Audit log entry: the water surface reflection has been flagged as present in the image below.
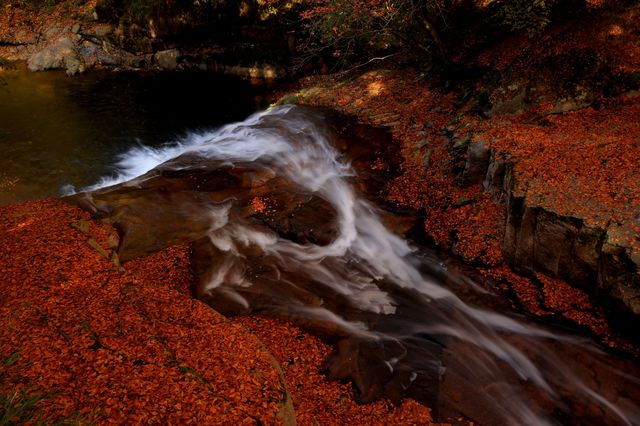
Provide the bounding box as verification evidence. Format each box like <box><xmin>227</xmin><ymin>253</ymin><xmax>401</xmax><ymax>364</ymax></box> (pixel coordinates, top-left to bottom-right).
<box><xmin>0</xmin><ymin>65</ymin><xmax>273</xmax><ymax>203</ymax></box>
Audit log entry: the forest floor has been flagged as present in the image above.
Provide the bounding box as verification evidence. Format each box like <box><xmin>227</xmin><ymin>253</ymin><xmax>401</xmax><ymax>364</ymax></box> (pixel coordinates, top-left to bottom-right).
<box><xmin>0</xmin><ymin>199</ymin><xmax>440</xmax><ymax>424</ymax></box>
<box><xmin>1</xmin><ymin>1</ymin><xmax>640</xmax><ymax>424</ymax></box>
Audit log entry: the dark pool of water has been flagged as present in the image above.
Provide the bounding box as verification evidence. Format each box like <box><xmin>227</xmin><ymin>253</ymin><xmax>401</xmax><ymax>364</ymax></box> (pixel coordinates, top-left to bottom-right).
<box><xmin>0</xmin><ymin>65</ymin><xmax>275</xmax><ymax>204</ymax></box>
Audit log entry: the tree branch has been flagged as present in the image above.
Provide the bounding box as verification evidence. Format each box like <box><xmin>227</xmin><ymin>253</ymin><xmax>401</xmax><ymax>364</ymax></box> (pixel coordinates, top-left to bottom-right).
<box><xmin>416</xmin><ymin>15</ymin><xmax>449</xmax><ymax>64</ymax></box>
<box><xmin>0</xmin><ymin>40</ymin><xmax>30</xmax><ymax>46</ymax></box>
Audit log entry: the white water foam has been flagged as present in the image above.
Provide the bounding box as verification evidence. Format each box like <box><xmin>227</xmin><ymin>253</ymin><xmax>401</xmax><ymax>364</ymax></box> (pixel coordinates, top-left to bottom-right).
<box><xmin>86</xmin><ymin>105</ymin><xmax>640</xmax><ymax>425</ymax></box>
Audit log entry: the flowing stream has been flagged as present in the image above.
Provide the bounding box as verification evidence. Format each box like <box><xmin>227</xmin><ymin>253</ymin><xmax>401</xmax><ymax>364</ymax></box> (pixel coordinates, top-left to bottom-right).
<box><xmin>70</xmin><ymin>105</ymin><xmax>640</xmax><ymax>425</ymax></box>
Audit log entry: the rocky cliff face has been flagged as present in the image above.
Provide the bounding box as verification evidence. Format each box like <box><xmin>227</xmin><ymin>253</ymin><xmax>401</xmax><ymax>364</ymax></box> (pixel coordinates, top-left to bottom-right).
<box><xmin>503</xmin><ymin>186</ymin><xmax>640</xmax><ymax>319</ymax></box>
<box><xmin>0</xmin><ymin>1</ymin><xmax>292</xmax><ymax>77</ymax></box>
<box><xmin>455</xmin><ymin>125</ymin><xmax>640</xmax><ymax>328</ymax></box>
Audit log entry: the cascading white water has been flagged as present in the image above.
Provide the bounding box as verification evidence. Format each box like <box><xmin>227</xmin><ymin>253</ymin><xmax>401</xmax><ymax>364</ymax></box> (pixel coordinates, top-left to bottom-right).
<box><xmin>82</xmin><ymin>105</ymin><xmax>640</xmax><ymax>425</ymax></box>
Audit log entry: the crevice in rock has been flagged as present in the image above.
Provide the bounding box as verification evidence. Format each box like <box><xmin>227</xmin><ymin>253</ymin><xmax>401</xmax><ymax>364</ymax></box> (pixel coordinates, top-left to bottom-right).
<box><xmin>456</xmin><ymin>132</ymin><xmax>640</xmax><ymax>333</ymax></box>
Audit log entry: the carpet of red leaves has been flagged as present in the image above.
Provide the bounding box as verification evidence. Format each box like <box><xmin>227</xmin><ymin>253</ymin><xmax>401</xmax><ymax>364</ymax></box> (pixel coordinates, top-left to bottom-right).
<box><xmin>477</xmin><ymin>94</ymin><xmax>640</xmax><ymax>254</ymax></box>
<box><xmin>0</xmin><ymin>199</ymin><xmax>440</xmax><ymax>424</ymax></box>
<box><xmin>238</xmin><ymin>316</ymin><xmax>439</xmax><ymax>425</ymax></box>
<box><xmin>291</xmin><ymin>64</ymin><xmax>636</xmax><ymax>350</ymax></box>
<box><xmin>295</xmin><ymin>70</ymin><xmax>499</xmax><ymax>264</ymax></box>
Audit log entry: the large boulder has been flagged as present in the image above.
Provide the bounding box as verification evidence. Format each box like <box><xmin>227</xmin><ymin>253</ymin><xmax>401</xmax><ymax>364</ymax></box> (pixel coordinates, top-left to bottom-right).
<box><xmin>27</xmin><ymin>35</ymin><xmax>85</xmax><ymax>75</ymax></box>
<box><xmin>154</xmin><ymin>48</ymin><xmax>179</xmax><ymax>70</ymax></box>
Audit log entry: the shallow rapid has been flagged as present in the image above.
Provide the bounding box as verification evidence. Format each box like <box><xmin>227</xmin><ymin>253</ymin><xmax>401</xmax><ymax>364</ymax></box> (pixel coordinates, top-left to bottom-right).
<box><xmin>73</xmin><ymin>105</ymin><xmax>640</xmax><ymax>425</ymax></box>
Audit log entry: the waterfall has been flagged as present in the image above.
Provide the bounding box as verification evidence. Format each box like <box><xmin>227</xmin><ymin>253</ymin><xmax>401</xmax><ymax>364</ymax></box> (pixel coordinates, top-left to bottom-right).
<box><xmin>76</xmin><ymin>104</ymin><xmax>640</xmax><ymax>425</ymax></box>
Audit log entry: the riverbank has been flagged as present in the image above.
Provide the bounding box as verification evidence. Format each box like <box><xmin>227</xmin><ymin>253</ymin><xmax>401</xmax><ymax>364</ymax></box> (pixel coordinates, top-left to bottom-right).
<box><xmin>0</xmin><ymin>0</ymin><xmax>289</xmax><ymax>77</ymax></box>
<box><xmin>0</xmin><ymin>199</ymin><xmax>439</xmax><ymax>424</ymax></box>
<box><xmin>2</xmin><ymin>0</ymin><xmax>640</xmax><ymax>422</ymax></box>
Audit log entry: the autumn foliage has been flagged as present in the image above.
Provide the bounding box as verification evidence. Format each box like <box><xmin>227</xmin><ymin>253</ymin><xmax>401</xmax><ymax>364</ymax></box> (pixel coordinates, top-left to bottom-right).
<box><xmin>2</xmin><ymin>0</ymin><xmax>640</xmax><ymax>421</ymax></box>
<box><xmin>289</xmin><ymin>45</ymin><xmax>638</xmax><ymax>349</ymax></box>
<box><xmin>0</xmin><ymin>199</ymin><xmax>441</xmax><ymax>424</ymax></box>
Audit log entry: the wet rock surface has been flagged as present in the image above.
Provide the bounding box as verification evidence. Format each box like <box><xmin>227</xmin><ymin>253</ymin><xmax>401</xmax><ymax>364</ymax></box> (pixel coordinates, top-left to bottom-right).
<box><xmin>71</xmin><ymin>157</ymin><xmax>339</xmax><ymax>262</ymax></box>
<box><xmin>67</xmin><ymin>106</ymin><xmax>400</xmax><ymax>262</ymax></box>
<box><xmin>66</xmin><ymin>105</ymin><xmax>640</xmax><ymax>424</ymax></box>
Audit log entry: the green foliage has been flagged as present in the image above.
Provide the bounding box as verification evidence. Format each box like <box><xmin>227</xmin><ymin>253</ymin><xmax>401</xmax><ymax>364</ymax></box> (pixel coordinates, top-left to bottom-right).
<box><xmin>1</xmin><ymin>353</ymin><xmax>20</xmax><ymax>368</ymax></box>
<box><xmin>0</xmin><ymin>0</ymin><xmax>86</xmax><ymax>11</ymax></box>
<box><xmin>126</xmin><ymin>0</ymin><xmax>155</xmax><ymax>20</ymax></box>
<box><xmin>295</xmin><ymin>0</ymin><xmax>586</xmax><ymax>71</ymax></box>
<box><xmin>0</xmin><ymin>352</ymin><xmax>91</xmax><ymax>426</ymax></box>
<box><xmin>0</xmin><ymin>352</ymin><xmax>45</xmax><ymax>425</ymax></box>
<box><xmin>0</xmin><ymin>387</ymin><xmax>50</xmax><ymax>425</ymax></box>
<box><xmin>254</xmin><ymin>0</ymin><xmax>304</xmax><ymax>21</ymax></box>
<box><xmin>0</xmin><ymin>388</ymin><xmax>95</xmax><ymax>425</ymax></box>
<box><xmin>275</xmin><ymin>93</ymin><xmax>302</xmax><ymax>106</ymax></box>
<box><xmin>96</xmin><ymin>0</ymin><xmax>251</xmax><ymax>22</ymax></box>
<box><xmin>95</xmin><ymin>0</ymin><xmax>156</xmax><ymax>21</ymax></box>
<box><xmin>298</xmin><ymin>0</ymin><xmax>435</xmax><ymax>70</ymax></box>
<box><xmin>493</xmin><ymin>0</ymin><xmax>554</xmax><ymax>35</ymax></box>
